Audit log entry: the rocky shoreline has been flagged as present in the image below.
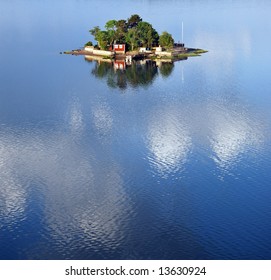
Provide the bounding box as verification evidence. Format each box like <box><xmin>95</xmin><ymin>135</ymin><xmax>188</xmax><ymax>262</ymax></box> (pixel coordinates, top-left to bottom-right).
<box><xmin>61</xmin><ymin>47</ymin><xmax>207</xmax><ymax>62</ymax></box>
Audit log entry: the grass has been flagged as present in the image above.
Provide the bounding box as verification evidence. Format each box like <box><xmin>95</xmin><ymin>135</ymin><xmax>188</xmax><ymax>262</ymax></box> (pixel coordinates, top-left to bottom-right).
<box><xmin>193</xmin><ymin>49</ymin><xmax>208</xmax><ymax>54</ymax></box>
<box><xmin>150</xmin><ymin>49</ymin><xmax>208</xmax><ymax>61</ymax></box>
<box><xmin>102</xmin><ymin>56</ymin><xmax>114</xmax><ymax>60</ymax></box>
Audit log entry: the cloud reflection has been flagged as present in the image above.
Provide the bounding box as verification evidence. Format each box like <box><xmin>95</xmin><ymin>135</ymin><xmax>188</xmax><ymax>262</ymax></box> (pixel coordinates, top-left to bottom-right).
<box><xmin>0</xmin><ymin>128</ymin><xmax>92</xmax><ymax>220</ymax></box>
<box><xmin>0</xmin><ymin>119</ymin><xmax>130</xmax><ymax>253</ymax></box>
<box><xmin>92</xmin><ymin>102</ymin><xmax>113</xmax><ymax>136</ymax></box>
<box><xmin>68</xmin><ymin>99</ymin><xmax>84</xmax><ymax>135</ymax></box>
<box><xmin>0</xmin><ymin>90</ymin><xmax>266</xmax><ymax>256</ymax></box>
<box><xmin>208</xmin><ymin>100</ymin><xmax>263</xmax><ymax>171</ymax></box>
<box><xmin>0</xmin><ymin>138</ymin><xmax>26</xmax><ymax>220</ymax></box>
<box><xmin>146</xmin><ymin>106</ymin><xmax>192</xmax><ymax>178</ymax></box>
<box><xmin>144</xmin><ymin>97</ymin><xmax>264</xmax><ymax>178</ymax></box>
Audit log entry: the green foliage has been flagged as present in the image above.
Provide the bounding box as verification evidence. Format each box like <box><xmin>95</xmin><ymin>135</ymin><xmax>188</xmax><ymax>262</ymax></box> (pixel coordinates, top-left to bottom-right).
<box><xmin>96</xmin><ymin>31</ymin><xmax>109</xmax><ymax>50</ymax></box>
<box><xmin>159</xmin><ymin>31</ymin><xmax>174</xmax><ymax>49</ymax></box>
<box><xmin>105</xmin><ymin>20</ymin><xmax>117</xmax><ymax>31</ymax></box>
<box><xmin>115</xmin><ymin>19</ymin><xmax>128</xmax><ymax>43</ymax></box>
<box><xmin>137</xmin><ymin>21</ymin><xmax>159</xmax><ymax>48</ymax></box>
<box><xmin>89</xmin><ymin>26</ymin><xmax>100</xmax><ymax>37</ymax></box>
<box><xmin>127</xmin><ymin>14</ymin><xmax>142</xmax><ymax>29</ymax></box>
<box><xmin>193</xmin><ymin>49</ymin><xmax>208</xmax><ymax>54</ymax></box>
<box><xmin>88</xmin><ymin>15</ymin><xmax>166</xmax><ymax>50</ymax></box>
<box><xmin>105</xmin><ymin>20</ymin><xmax>117</xmax><ymax>45</ymax></box>
<box><xmin>84</xmin><ymin>41</ymin><xmax>93</xmax><ymax>47</ymax></box>
<box><xmin>125</xmin><ymin>28</ymin><xmax>139</xmax><ymax>51</ymax></box>
<box><xmin>106</xmin><ymin>29</ymin><xmax>116</xmax><ymax>46</ymax></box>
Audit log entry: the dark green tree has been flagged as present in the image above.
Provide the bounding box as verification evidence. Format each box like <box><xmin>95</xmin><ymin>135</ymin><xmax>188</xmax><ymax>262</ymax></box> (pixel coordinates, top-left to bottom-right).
<box><xmin>127</xmin><ymin>14</ymin><xmax>142</xmax><ymax>29</ymax></box>
<box><xmin>115</xmin><ymin>19</ymin><xmax>128</xmax><ymax>43</ymax></box>
<box><xmin>89</xmin><ymin>26</ymin><xmax>100</xmax><ymax>37</ymax></box>
<box><xmin>137</xmin><ymin>21</ymin><xmax>159</xmax><ymax>48</ymax></box>
<box><xmin>84</xmin><ymin>41</ymin><xmax>93</xmax><ymax>47</ymax></box>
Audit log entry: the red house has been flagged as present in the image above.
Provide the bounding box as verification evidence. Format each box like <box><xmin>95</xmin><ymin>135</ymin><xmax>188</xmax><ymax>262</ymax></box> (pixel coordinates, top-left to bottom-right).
<box><xmin>113</xmin><ymin>44</ymin><xmax>126</xmax><ymax>54</ymax></box>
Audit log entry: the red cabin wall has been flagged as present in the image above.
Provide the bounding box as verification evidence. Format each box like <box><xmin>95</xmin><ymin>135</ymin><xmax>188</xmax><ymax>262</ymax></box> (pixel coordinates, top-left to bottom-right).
<box><xmin>113</xmin><ymin>44</ymin><xmax>126</xmax><ymax>54</ymax></box>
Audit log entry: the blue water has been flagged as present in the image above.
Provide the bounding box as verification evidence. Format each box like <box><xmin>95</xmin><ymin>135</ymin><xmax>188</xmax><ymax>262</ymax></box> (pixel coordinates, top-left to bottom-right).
<box><xmin>0</xmin><ymin>0</ymin><xmax>271</xmax><ymax>259</ymax></box>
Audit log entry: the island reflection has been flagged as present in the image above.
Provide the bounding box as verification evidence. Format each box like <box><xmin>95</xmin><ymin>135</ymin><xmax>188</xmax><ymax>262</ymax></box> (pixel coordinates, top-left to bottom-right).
<box><xmin>85</xmin><ymin>56</ymin><xmax>182</xmax><ymax>89</ymax></box>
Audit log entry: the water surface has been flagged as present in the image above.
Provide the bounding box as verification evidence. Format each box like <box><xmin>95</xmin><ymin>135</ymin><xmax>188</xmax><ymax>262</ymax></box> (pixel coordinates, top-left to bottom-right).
<box><xmin>0</xmin><ymin>0</ymin><xmax>271</xmax><ymax>259</ymax></box>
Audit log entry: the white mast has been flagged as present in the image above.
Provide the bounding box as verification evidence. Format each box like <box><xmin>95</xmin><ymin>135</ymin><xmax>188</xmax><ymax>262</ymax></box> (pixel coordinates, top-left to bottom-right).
<box><xmin>182</xmin><ymin>21</ymin><xmax>184</xmax><ymax>43</ymax></box>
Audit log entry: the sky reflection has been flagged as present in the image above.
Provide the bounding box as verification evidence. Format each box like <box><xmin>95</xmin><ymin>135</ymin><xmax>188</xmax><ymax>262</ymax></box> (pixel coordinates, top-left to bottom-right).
<box><xmin>0</xmin><ymin>122</ymin><xmax>132</xmax><ymax>256</ymax></box>
<box><xmin>208</xmin><ymin>101</ymin><xmax>263</xmax><ymax>171</ymax></box>
<box><xmin>146</xmin><ymin>106</ymin><xmax>192</xmax><ymax>178</ymax></box>
<box><xmin>0</xmin><ymin>61</ymin><xmax>266</xmax><ymax>231</ymax></box>
<box><xmin>1</xmin><ymin>0</ymin><xmax>271</xmax><ymax>260</ymax></box>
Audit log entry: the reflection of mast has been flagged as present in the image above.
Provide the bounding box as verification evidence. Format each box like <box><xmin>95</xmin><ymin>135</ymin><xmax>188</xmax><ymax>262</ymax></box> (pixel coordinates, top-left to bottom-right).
<box><xmin>181</xmin><ymin>64</ymin><xmax>184</xmax><ymax>83</ymax></box>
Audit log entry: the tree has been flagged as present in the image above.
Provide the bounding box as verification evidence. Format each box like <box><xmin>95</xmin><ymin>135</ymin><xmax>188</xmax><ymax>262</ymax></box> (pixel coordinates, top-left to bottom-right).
<box><xmin>105</xmin><ymin>19</ymin><xmax>117</xmax><ymax>31</ymax></box>
<box><xmin>89</xmin><ymin>26</ymin><xmax>100</xmax><ymax>37</ymax></box>
<box><xmin>115</xmin><ymin>19</ymin><xmax>128</xmax><ymax>43</ymax></box>
<box><xmin>137</xmin><ymin>22</ymin><xmax>159</xmax><ymax>48</ymax></box>
<box><xmin>96</xmin><ymin>31</ymin><xmax>109</xmax><ymax>50</ymax></box>
<box><xmin>105</xmin><ymin>20</ymin><xmax>117</xmax><ymax>46</ymax></box>
<box><xmin>88</xmin><ymin>14</ymin><xmax>170</xmax><ymax>51</ymax></box>
<box><xmin>84</xmin><ymin>41</ymin><xmax>93</xmax><ymax>47</ymax></box>
<box><xmin>147</xmin><ymin>27</ymin><xmax>159</xmax><ymax>48</ymax></box>
<box><xmin>159</xmin><ymin>31</ymin><xmax>174</xmax><ymax>49</ymax></box>
<box><xmin>125</xmin><ymin>28</ymin><xmax>139</xmax><ymax>51</ymax></box>
<box><xmin>127</xmin><ymin>14</ymin><xmax>142</xmax><ymax>29</ymax></box>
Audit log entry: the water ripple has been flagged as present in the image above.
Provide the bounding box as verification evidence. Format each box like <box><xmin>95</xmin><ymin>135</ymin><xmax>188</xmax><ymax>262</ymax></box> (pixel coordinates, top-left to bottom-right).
<box><xmin>145</xmin><ymin>105</ymin><xmax>192</xmax><ymax>178</ymax></box>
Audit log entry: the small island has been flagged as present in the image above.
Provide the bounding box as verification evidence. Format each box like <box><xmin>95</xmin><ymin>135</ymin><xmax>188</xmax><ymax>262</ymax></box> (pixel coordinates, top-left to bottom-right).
<box><xmin>63</xmin><ymin>14</ymin><xmax>207</xmax><ymax>62</ymax></box>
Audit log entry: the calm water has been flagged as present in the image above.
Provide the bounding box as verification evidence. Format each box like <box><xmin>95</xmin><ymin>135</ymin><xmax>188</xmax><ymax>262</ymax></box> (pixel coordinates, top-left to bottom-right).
<box><xmin>0</xmin><ymin>0</ymin><xmax>271</xmax><ymax>259</ymax></box>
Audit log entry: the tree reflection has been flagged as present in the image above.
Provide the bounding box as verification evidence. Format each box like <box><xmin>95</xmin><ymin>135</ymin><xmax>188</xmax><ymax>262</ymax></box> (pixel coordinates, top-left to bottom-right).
<box><xmin>88</xmin><ymin>58</ymin><xmax>175</xmax><ymax>90</ymax></box>
<box><xmin>159</xmin><ymin>62</ymin><xmax>174</xmax><ymax>77</ymax></box>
